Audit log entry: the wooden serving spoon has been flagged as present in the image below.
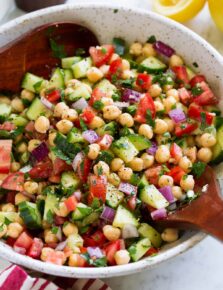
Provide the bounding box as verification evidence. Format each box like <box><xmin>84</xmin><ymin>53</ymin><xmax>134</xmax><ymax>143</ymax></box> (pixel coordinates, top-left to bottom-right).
<box><xmin>159</xmin><ymin>166</ymin><xmax>223</xmax><ymax>241</ymax></box>
<box><xmin>0</xmin><ymin>22</ymin><xmax>99</xmax><ymax>93</ymax></box>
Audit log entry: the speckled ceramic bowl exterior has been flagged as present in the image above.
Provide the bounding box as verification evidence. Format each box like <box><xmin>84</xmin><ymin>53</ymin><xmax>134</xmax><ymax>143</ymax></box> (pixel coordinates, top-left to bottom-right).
<box><xmin>0</xmin><ymin>3</ymin><xmax>223</xmax><ymax>278</ymax></box>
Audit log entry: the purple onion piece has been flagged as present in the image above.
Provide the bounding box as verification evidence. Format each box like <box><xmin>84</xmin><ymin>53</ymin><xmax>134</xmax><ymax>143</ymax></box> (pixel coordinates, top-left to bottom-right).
<box><xmin>114</xmin><ymin>101</ymin><xmax>130</xmax><ymax>108</ymax></box>
<box><xmin>55</xmin><ymin>240</ymin><xmax>67</xmax><ymax>251</ymax></box>
<box><xmin>87</xmin><ymin>247</ymin><xmax>104</xmax><ymax>258</ymax></box>
<box><xmin>72</xmin><ymin>152</ymin><xmax>84</xmax><ymax>171</ymax></box>
<box><xmin>31</xmin><ymin>142</ymin><xmax>49</xmax><ymax>162</ymax></box>
<box><xmin>72</xmin><ymin>98</ymin><xmax>88</xmax><ymax>110</ymax></box>
<box><xmin>147</xmin><ymin>142</ymin><xmax>158</xmax><ymax>155</ymax></box>
<box><xmin>118</xmin><ymin>182</ymin><xmax>137</xmax><ymax>196</ymax></box>
<box><xmin>159</xmin><ymin>186</ymin><xmax>175</xmax><ymax>203</ymax></box>
<box><xmin>122</xmin><ymin>88</ymin><xmax>142</xmax><ymax>104</ymax></box>
<box><xmin>100</xmin><ymin>206</ymin><xmax>116</xmax><ymax>223</ymax></box>
<box><xmin>40</xmin><ymin>96</ymin><xmax>54</xmax><ymax>111</ymax></box>
<box><xmin>151</xmin><ymin>208</ymin><xmax>167</xmax><ymax>221</ymax></box>
<box><xmin>82</xmin><ymin>130</ymin><xmax>99</xmax><ymax>144</ymax></box>
<box><xmin>169</xmin><ymin>108</ymin><xmax>186</xmax><ymax>123</ymax></box>
<box><xmin>153</xmin><ymin>41</ymin><xmax>175</xmax><ymax>57</ymax></box>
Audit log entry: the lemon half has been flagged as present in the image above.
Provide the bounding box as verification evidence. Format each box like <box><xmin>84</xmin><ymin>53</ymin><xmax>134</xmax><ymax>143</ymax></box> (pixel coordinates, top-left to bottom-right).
<box><xmin>208</xmin><ymin>0</ymin><xmax>223</xmax><ymax>32</ymax></box>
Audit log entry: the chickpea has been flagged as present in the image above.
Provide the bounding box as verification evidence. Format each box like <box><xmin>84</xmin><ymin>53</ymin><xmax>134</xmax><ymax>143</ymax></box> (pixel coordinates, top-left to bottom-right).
<box><xmin>61</xmin><ymin>109</ymin><xmax>78</xmax><ymax>122</ymax></box>
<box><xmin>34</xmin><ymin>116</ymin><xmax>50</xmax><ymax>133</ymax></box>
<box><xmin>94</xmin><ymin>161</ymin><xmax>110</xmax><ymax>176</ymax></box>
<box><xmin>187</xmin><ymin>136</ymin><xmax>195</xmax><ymax>147</ymax></box>
<box><xmin>180</xmin><ymin>175</ymin><xmax>195</xmax><ymax>191</ymax></box>
<box><xmin>114</xmin><ymin>250</ymin><xmax>131</xmax><ymax>265</ymax></box>
<box><xmin>108</xmin><ymin>173</ymin><xmax>121</xmax><ymax>187</ymax></box>
<box><xmin>68</xmin><ymin>253</ymin><xmax>85</xmax><ymax>267</ymax></box>
<box><xmin>21</xmin><ymin>89</ymin><xmax>35</xmax><ymax>102</ymax></box>
<box><xmin>161</xmin><ymin>228</ymin><xmax>179</xmax><ymax>243</ymax></box>
<box><xmin>179</xmin><ymin>156</ymin><xmax>192</xmax><ymax>172</ymax></box>
<box><xmin>163</xmin><ymin>96</ymin><xmax>177</xmax><ymax>113</ymax></box>
<box><xmin>169</xmin><ymin>54</ymin><xmax>184</xmax><ymax>67</ymax></box>
<box><xmin>149</xmin><ymin>84</ymin><xmax>162</xmax><ymax>98</ymax></box>
<box><xmin>163</xmin><ymin>117</ymin><xmax>175</xmax><ymax>132</ymax></box>
<box><xmin>15</xmin><ymin>193</ymin><xmax>30</xmax><ymax>205</ymax></box>
<box><xmin>99</xmin><ymin>64</ymin><xmax>110</xmax><ymax>76</ymax></box>
<box><xmin>138</xmin><ymin>124</ymin><xmax>153</xmax><ymax>139</ymax></box>
<box><xmin>1</xmin><ymin>203</ymin><xmax>16</xmax><ymax>212</ymax></box>
<box><xmin>24</xmin><ymin>181</ymin><xmax>38</xmax><ymax>194</ymax></box>
<box><xmin>48</xmin><ymin>131</ymin><xmax>57</xmax><ymax>147</ymax></box>
<box><xmin>44</xmin><ymin>229</ymin><xmax>59</xmax><ymax>244</ymax></box>
<box><xmin>172</xmin><ymin>186</ymin><xmax>183</xmax><ymax>200</ymax></box>
<box><xmin>56</xmin><ymin>119</ymin><xmax>73</xmax><ymax>134</ymax></box>
<box><xmin>129</xmin><ymin>42</ymin><xmax>142</xmax><ymax>56</ymax></box>
<box><xmin>142</xmin><ymin>43</ymin><xmax>156</xmax><ymax>57</ymax></box>
<box><xmin>54</xmin><ymin>202</ymin><xmax>69</xmax><ymax>217</ymax></box>
<box><xmin>121</xmin><ymin>70</ymin><xmax>135</xmax><ymax>80</ymax></box>
<box><xmin>28</xmin><ymin>139</ymin><xmax>41</xmax><ymax>152</ymax></box>
<box><xmin>154</xmin><ymin>119</ymin><xmax>168</xmax><ymax>135</ymax></box>
<box><xmin>166</xmin><ymin>88</ymin><xmax>179</xmax><ymax>102</ymax></box>
<box><xmin>88</xmin><ymin>116</ymin><xmax>105</xmax><ymax>129</ymax></box>
<box><xmin>158</xmin><ymin>175</ymin><xmax>174</xmax><ymax>187</ymax></box>
<box><xmin>109</xmin><ymin>53</ymin><xmax>120</xmax><ymax>64</ymax></box>
<box><xmin>17</xmin><ymin>142</ymin><xmax>27</xmax><ymax>154</ymax></box>
<box><xmin>63</xmin><ymin>222</ymin><xmax>78</xmax><ymax>237</ymax></box>
<box><xmin>11</xmin><ymin>98</ymin><xmax>24</xmax><ymax>113</ymax></box>
<box><xmin>154</xmin><ymin>100</ymin><xmax>164</xmax><ymax>112</ymax></box>
<box><xmin>103</xmin><ymin>105</ymin><xmax>121</xmax><ymax>120</ymax></box>
<box><xmin>118</xmin><ymin>113</ymin><xmax>134</xmax><ymax>128</ymax></box>
<box><xmin>141</xmin><ymin>153</ymin><xmax>154</xmax><ymax>169</ymax></box>
<box><xmin>7</xmin><ymin>223</ymin><xmax>23</xmax><ymax>239</ymax></box>
<box><xmin>54</xmin><ymin>102</ymin><xmax>69</xmax><ymax>118</ymax></box>
<box><xmin>41</xmin><ymin>247</ymin><xmax>54</xmax><ymax>261</ymax></box>
<box><xmin>184</xmin><ymin>146</ymin><xmax>197</xmax><ymax>163</ymax></box>
<box><xmin>197</xmin><ymin>147</ymin><xmax>212</xmax><ymax>163</ymax></box>
<box><xmin>155</xmin><ymin>145</ymin><xmax>170</xmax><ymax>163</ymax></box>
<box><xmin>0</xmin><ymin>96</ymin><xmax>11</xmax><ymax>104</ymax></box>
<box><xmin>87</xmin><ymin>144</ymin><xmax>100</xmax><ymax>160</ymax></box>
<box><xmin>200</xmin><ymin>133</ymin><xmax>216</xmax><ymax>147</ymax></box>
<box><xmin>128</xmin><ymin>157</ymin><xmax>144</xmax><ymax>172</ymax></box>
<box><xmin>101</xmin><ymin>97</ymin><xmax>113</xmax><ymax>106</ymax></box>
<box><xmin>111</xmin><ymin>158</ymin><xmax>124</xmax><ymax>172</ymax></box>
<box><xmin>103</xmin><ymin>225</ymin><xmax>121</xmax><ymax>241</ymax></box>
<box><xmin>11</xmin><ymin>162</ymin><xmax>20</xmax><ymax>172</ymax></box>
<box><xmin>86</xmin><ymin>67</ymin><xmax>103</xmax><ymax>83</ymax></box>
<box><xmin>118</xmin><ymin>166</ymin><xmax>133</xmax><ymax>181</ymax></box>
<box><xmin>195</xmin><ymin>135</ymin><xmax>202</xmax><ymax>147</ymax></box>
<box><xmin>0</xmin><ymin>224</ymin><xmax>7</xmax><ymax>238</ymax></box>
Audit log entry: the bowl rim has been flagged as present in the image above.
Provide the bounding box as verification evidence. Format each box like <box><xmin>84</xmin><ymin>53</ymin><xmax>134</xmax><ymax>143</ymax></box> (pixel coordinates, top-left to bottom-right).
<box><xmin>0</xmin><ymin>2</ymin><xmax>221</xmax><ymax>278</ymax></box>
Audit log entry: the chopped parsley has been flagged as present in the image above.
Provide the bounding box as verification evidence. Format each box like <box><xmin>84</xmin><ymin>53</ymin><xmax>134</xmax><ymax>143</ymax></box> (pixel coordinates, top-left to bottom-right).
<box><xmin>112</xmin><ymin>37</ymin><xmax>126</xmax><ymax>56</ymax></box>
<box><xmin>75</xmin><ymin>48</ymin><xmax>86</xmax><ymax>56</ymax></box>
<box><xmin>101</xmin><ymin>47</ymin><xmax>107</xmax><ymax>54</ymax></box>
<box><xmin>193</xmin><ymin>62</ymin><xmax>199</xmax><ymax>68</ymax></box>
<box><xmin>112</xmin><ymin>92</ymin><xmax>121</xmax><ymax>102</ymax></box>
<box><xmin>80</xmin><ymin>118</ymin><xmax>88</xmax><ymax>131</ymax></box>
<box><xmin>200</xmin><ymin>111</ymin><xmax>207</xmax><ymax>131</ymax></box>
<box><xmin>81</xmin><ymin>252</ymin><xmax>107</xmax><ymax>267</ymax></box>
<box><xmin>4</xmin><ymin>217</ymin><xmax>12</xmax><ymax>225</ymax></box>
<box><xmin>46</xmin><ymin>210</ymin><xmax>54</xmax><ymax>224</ymax></box>
<box><xmin>146</xmin><ymin>109</ymin><xmax>155</xmax><ymax>128</ymax></box>
<box><xmin>191</xmin><ymin>162</ymin><xmax>206</xmax><ymax>178</ymax></box>
<box><xmin>117</xmin><ymin>77</ymin><xmax>135</xmax><ymax>89</ymax></box>
<box><xmin>191</xmin><ymin>86</ymin><xmax>203</xmax><ymax>96</ymax></box>
<box><xmin>147</xmin><ymin>35</ymin><xmax>156</xmax><ymax>44</ymax></box>
<box><xmin>50</xmin><ymin>38</ymin><xmax>67</xmax><ymax>59</ymax></box>
<box><xmin>93</xmin><ymin>100</ymin><xmax>104</xmax><ymax>110</ymax></box>
<box><xmin>33</xmin><ymin>80</ymin><xmax>43</xmax><ymax>92</ymax></box>
<box><xmin>159</xmin><ymin>164</ymin><xmax>170</xmax><ymax>176</ymax></box>
<box><xmin>97</xmin><ymin>166</ymin><xmax>103</xmax><ymax>176</ymax></box>
<box><xmin>51</xmin><ymin>226</ymin><xmax>59</xmax><ymax>234</ymax></box>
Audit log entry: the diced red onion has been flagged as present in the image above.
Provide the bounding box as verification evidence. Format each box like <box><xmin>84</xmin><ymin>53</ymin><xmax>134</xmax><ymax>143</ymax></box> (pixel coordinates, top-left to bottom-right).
<box><xmin>114</xmin><ymin>101</ymin><xmax>130</xmax><ymax>108</ymax></box>
<box><xmin>55</xmin><ymin>240</ymin><xmax>67</xmax><ymax>251</ymax></box>
<box><xmin>100</xmin><ymin>206</ymin><xmax>116</xmax><ymax>223</ymax></box>
<box><xmin>169</xmin><ymin>109</ymin><xmax>186</xmax><ymax>123</ymax></box>
<box><xmin>118</xmin><ymin>182</ymin><xmax>137</xmax><ymax>196</ymax></box>
<box><xmin>72</xmin><ymin>98</ymin><xmax>88</xmax><ymax>110</ymax></box>
<box><xmin>82</xmin><ymin>130</ymin><xmax>99</xmax><ymax>143</ymax></box>
<box><xmin>20</xmin><ymin>164</ymin><xmax>32</xmax><ymax>173</ymax></box>
<box><xmin>40</xmin><ymin>96</ymin><xmax>54</xmax><ymax>110</ymax></box>
<box><xmin>56</xmin><ymin>227</ymin><xmax>62</xmax><ymax>242</ymax></box>
<box><xmin>159</xmin><ymin>186</ymin><xmax>174</xmax><ymax>203</ymax></box>
<box><xmin>122</xmin><ymin>88</ymin><xmax>142</xmax><ymax>104</ymax></box>
<box><xmin>87</xmin><ymin>247</ymin><xmax>104</xmax><ymax>258</ymax></box>
<box><xmin>122</xmin><ymin>224</ymin><xmax>139</xmax><ymax>239</ymax></box>
<box><xmin>13</xmin><ymin>246</ymin><xmax>26</xmax><ymax>255</ymax></box>
<box><xmin>72</xmin><ymin>152</ymin><xmax>84</xmax><ymax>171</ymax></box>
<box><xmin>31</xmin><ymin>142</ymin><xmax>49</xmax><ymax>162</ymax></box>
<box><xmin>151</xmin><ymin>208</ymin><xmax>167</xmax><ymax>221</ymax></box>
<box><xmin>146</xmin><ymin>142</ymin><xmax>158</xmax><ymax>155</ymax></box>
<box><xmin>153</xmin><ymin>41</ymin><xmax>175</xmax><ymax>57</ymax></box>
<box><xmin>73</xmin><ymin>190</ymin><xmax>82</xmax><ymax>201</ymax></box>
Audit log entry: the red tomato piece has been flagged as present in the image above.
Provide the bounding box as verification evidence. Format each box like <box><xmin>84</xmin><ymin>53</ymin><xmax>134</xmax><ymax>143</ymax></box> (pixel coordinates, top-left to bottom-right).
<box><xmin>6</xmin><ymin>191</ymin><xmax>16</xmax><ymax>204</ymax></box>
<box><xmin>172</xmin><ymin>66</ymin><xmax>189</xmax><ymax>85</ymax></box>
<box><xmin>134</xmin><ymin>93</ymin><xmax>156</xmax><ymax>123</ymax></box>
<box><xmin>170</xmin><ymin>143</ymin><xmax>182</xmax><ymax>162</ymax></box>
<box><xmin>175</xmin><ymin>122</ymin><xmax>198</xmax><ymax>137</ymax></box>
<box><xmin>77</xmin><ymin>157</ymin><xmax>91</xmax><ymax>183</ymax></box>
<box><xmin>14</xmin><ymin>232</ymin><xmax>33</xmax><ymax>251</ymax></box>
<box><xmin>168</xmin><ymin>166</ymin><xmax>186</xmax><ymax>184</ymax></box>
<box><xmin>145</xmin><ymin>166</ymin><xmax>162</xmax><ymax>186</ymax></box>
<box><xmin>6</xmin><ymin>237</ymin><xmax>16</xmax><ymax>247</ymax></box>
<box><xmin>178</xmin><ymin>88</ymin><xmax>193</xmax><ymax>106</ymax></box>
<box><xmin>25</xmin><ymin>121</ymin><xmax>35</xmax><ymax>133</ymax></box>
<box><xmin>107</xmin><ymin>58</ymin><xmax>122</xmax><ymax>80</ymax></box>
<box><xmin>29</xmin><ymin>160</ymin><xmax>53</xmax><ymax>179</ymax></box>
<box><xmin>127</xmin><ymin>195</ymin><xmax>137</xmax><ymax>211</ymax></box>
<box><xmin>190</xmin><ymin>75</ymin><xmax>206</xmax><ymax>87</ymax></box>
<box><xmin>89</xmin><ymin>44</ymin><xmax>114</xmax><ymax>67</ymax></box>
<box><xmin>27</xmin><ymin>238</ymin><xmax>43</xmax><ymax>259</ymax></box>
<box><xmin>188</xmin><ymin>103</ymin><xmax>214</xmax><ymax>125</ymax></box>
<box><xmin>45</xmin><ymin>251</ymin><xmax>66</xmax><ymax>265</ymax></box>
<box><xmin>84</xmin><ymin>230</ymin><xmax>106</xmax><ymax>247</ymax></box>
<box><xmin>80</xmin><ymin>107</ymin><xmax>95</xmax><ymax>124</ymax></box>
<box><xmin>89</xmin><ymin>88</ymin><xmax>106</xmax><ymax>106</ymax></box>
<box><xmin>0</xmin><ymin>140</ymin><xmax>12</xmax><ymax>174</ymax></box>
<box><xmin>0</xmin><ymin>122</ymin><xmax>15</xmax><ymax>131</ymax></box>
<box><xmin>46</xmin><ymin>89</ymin><xmax>61</xmax><ymax>103</ymax></box>
<box><xmin>104</xmin><ymin>239</ymin><xmax>123</xmax><ymax>265</ymax></box>
<box><xmin>136</xmin><ymin>73</ymin><xmax>152</xmax><ymax>90</ymax></box>
<box><xmin>64</xmin><ymin>195</ymin><xmax>78</xmax><ymax>212</ymax></box>
<box><xmin>1</xmin><ymin>172</ymin><xmax>24</xmax><ymax>191</ymax></box>
<box><xmin>54</xmin><ymin>215</ymin><xmax>67</xmax><ymax>226</ymax></box>
<box><xmin>145</xmin><ymin>247</ymin><xmax>159</xmax><ymax>257</ymax></box>
<box><xmin>49</xmin><ymin>175</ymin><xmax>61</xmax><ymax>183</ymax></box>
<box><xmin>97</xmin><ymin>134</ymin><xmax>113</xmax><ymax>150</ymax></box>
<box><xmin>194</xmin><ymin>82</ymin><xmax>218</xmax><ymax>106</ymax></box>
<box><xmin>89</xmin><ymin>175</ymin><xmax>107</xmax><ymax>203</ymax></box>
<box><xmin>53</xmin><ymin>158</ymin><xmax>72</xmax><ymax>175</ymax></box>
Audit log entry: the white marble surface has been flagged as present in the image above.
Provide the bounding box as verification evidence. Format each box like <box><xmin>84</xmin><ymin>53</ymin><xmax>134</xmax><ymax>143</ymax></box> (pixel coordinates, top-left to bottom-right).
<box><xmin>1</xmin><ymin>1</ymin><xmax>223</xmax><ymax>290</ymax></box>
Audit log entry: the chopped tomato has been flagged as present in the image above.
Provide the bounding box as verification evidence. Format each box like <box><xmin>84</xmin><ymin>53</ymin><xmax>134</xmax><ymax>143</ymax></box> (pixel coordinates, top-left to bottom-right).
<box><xmin>136</xmin><ymin>73</ymin><xmax>152</xmax><ymax>90</ymax></box>
<box><xmin>27</xmin><ymin>238</ymin><xmax>43</xmax><ymax>259</ymax></box>
<box><xmin>25</xmin><ymin>121</ymin><xmax>35</xmax><ymax>133</ymax></box>
<box><xmin>107</xmin><ymin>58</ymin><xmax>122</xmax><ymax>80</ymax></box>
<box><xmin>194</xmin><ymin>82</ymin><xmax>218</xmax><ymax>106</ymax></box>
<box><xmin>104</xmin><ymin>240</ymin><xmax>123</xmax><ymax>265</ymax></box>
<box><xmin>77</xmin><ymin>157</ymin><xmax>91</xmax><ymax>183</ymax></box>
<box><xmin>84</xmin><ymin>230</ymin><xmax>106</xmax><ymax>247</ymax></box>
<box><xmin>14</xmin><ymin>232</ymin><xmax>33</xmax><ymax>251</ymax></box>
<box><xmin>175</xmin><ymin>122</ymin><xmax>198</xmax><ymax>137</ymax></box>
<box><xmin>45</xmin><ymin>89</ymin><xmax>61</xmax><ymax>103</ymax></box>
<box><xmin>53</xmin><ymin>158</ymin><xmax>72</xmax><ymax>175</ymax></box>
<box><xmin>49</xmin><ymin>175</ymin><xmax>61</xmax><ymax>183</ymax></box>
<box><xmin>6</xmin><ymin>191</ymin><xmax>16</xmax><ymax>204</ymax></box>
<box><xmin>190</xmin><ymin>75</ymin><xmax>206</xmax><ymax>87</ymax></box>
<box><xmin>89</xmin><ymin>88</ymin><xmax>106</xmax><ymax>106</ymax></box>
<box><xmin>172</xmin><ymin>66</ymin><xmax>189</xmax><ymax>85</ymax></box>
<box><xmin>97</xmin><ymin>134</ymin><xmax>113</xmax><ymax>150</ymax></box>
<box><xmin>127</xmin><ymin>195</ymin><xmax>137</xmax><ymax>211</ymax></box>
<box><xmin>89</xmin><ymin>175</ymin><xmax>107</xmax><ymax>203</ymax></box>
<box><xmin>145</xmin><ymin>166</ymin><xmax>162</xmax><ymax>186</ymax></box>
<box><xmin>0</xmin><ymin>122</ymin><xmax>15</xmax><ymax>131</ymax></box>
<box><xmin>188</xmin><ymin>103</ymin><xmax>214</xmax><ymax>125</ymax></box>
<box><xmin>29</xmin><ymin>160</ymin><xmax>53</xmax><ymax>179</ymax></box>
<box><xmin>64</xmin><ymin>195</ymin><xmax>78</xmax><ymax>212</ymax></box>
<box><xmin>1</xmin><ymin>172</ymin><xmax>24</xmax><ymax>191</ymax></box>
<box><xmin>45</xmin><ymin>251</ymin><xmax>66</xmax><ymax>265</ymax></box>
<box><xmin>168</xmin><ymin>166</ymin><xmax>186</xmax><ymax>184</ymax></box>
<box><xmin>145</xmin><ymin>247</ymin><xmax>159</xmax><ymax>257</ymax></box>
<box><xmin>80</xmin><ymin>107</ymin><xmax>95</xmax><ymax>124</ymax></box>
<box><xmin>0</xmin><ymin>140</ymin><xmax>12</xmax><ymax>174</ymax></box>
<box><xmin>6</xmin><ymin>237</ymin><xmax>16</xmax><ymax>247</ymax></box>
<box><xmin>178</xmin><ymin>88</ymin><xmax>193</xmax><ymax>106</ymax></box>
<box><xmin>134</xmin><ymin>93</ymin><xmax>156</xmax><ymax>123</ymax></box>
<box><xmin>54</xmin><ymin>215</ymin><xmax>67</xmax><ymax>226</ymax></box>
<box><xmin>89</xmin><ymin>44</ymin><xmax>114</xmax><ymax>67</ymax></box>
<box><xmin>170</xmin><ymin>143</ymin><xmax>182</xmax><ymax>162</ymax></box>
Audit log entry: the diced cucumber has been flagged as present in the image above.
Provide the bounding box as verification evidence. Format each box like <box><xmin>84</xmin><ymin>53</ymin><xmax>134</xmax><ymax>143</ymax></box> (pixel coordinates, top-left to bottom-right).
<box><xmin>49</xmin><ymin>68</ymin><xmax>65</xmax><ymax>89</ymax></box>
<box><xmin>111</xmin><ymin>137</ymin><xmax>139</xmax><ymax>163</ymax></box>
<box><xmin>63</xmin><ymin>69</ymin><xmax>73</xmax><ymax>84</ymax></box>
<box><xmin>128</xmin><ymin>238</ymin><xmax>151</xmax><ymax>262</ymax></box>
<box><xmin>0</xmin><ymin>103</ymin><xmax>11</xmax><ymax>119</ymax></box>
<box><xmin>215</xmin><ymin>116</ymin><xmax>223</xmax><ymax>129</ymax></box>
<box><xmin>20</xmin><ymin>151</ymin><xmax>30</xmax><ymax>164</ymax></box>
<box><xmin>61</xmin><ymin>56</ymin><xmax>82</xmax><ymax>69</ymax></box>
<box><xmin>113</xmin><ymin>205</ymin><xmax>139</xmax><ymax>229</ymax></box>
<box><xmin>95</xmin><ymin>79</ymin><xmax>116</xmax><ymax>95</ymax></box>
<box><xmin>186</xmin><ymin>66</ymin><xmax>195</xmax><ymax>80</ymax></box>
<box><xmin>67</xmin><ymin>128</ymin><xmax>84</xmax><ymax>143</ymax></box>
<box><xmin>211</xmin><ymin>124</ymin><xmax>223</xmax><ymax>164</ymax></box>
<box><xmin>21</xmin><ymin>72</ymin><xmax>45</xmax><ymax>93</ymax></box>
<box><xmin>67</xmin><ymin>234</ymin><xmax>84</xmax><ymax>251</ymax></box>
<box><xmin>96</xmin><ymin>121</ymin><xmax>118</xmax><ymax>137</ymax></box>
<box><xmin>43</xmin><ymin>194</ymin><xmax>58</xmax><ymax>222</ymax></box>
<box><xmin>138</xmin><ymin>174</ymin><xmax>149</xmax><ymax>190</ymax></box>
<box><xmin>26</xmin><ymin>97</ymin><xmax>52</xmax><ymax>120</ymax></box>
<box><xmin>72</xmin><ymin>57</ymin><xmax>92</xmax><ymax>79</ymax></box>
<box><xmin>139</xmin><ymin>185</ymin><xmax>169</xmax><ymax>209</ymax></box>
<box><xmin>61</xmin><ymin>171</ymin><xmax>80</xmax><ymax>190</ymax></box>
<box><xmin>18</xmin><ymin>201</ymin><xmax>42</xmax><ymax>229</ymax></box>
<box><xmin>78</xmin><ymin>211</ymin><xmax>100</xmax><ymax>227</ymax></box>
<box><xmin>72</xmin><ymin>203</ymin><xmax>92</xmax><ymax>221</ymax></box>
<box><xmin>138</xmin><ymin>56</ymin><xmax>166</xmax><ymax>74</ymax></box>
<box><xmin>9</xmin><ymin>114</ymin><xmax>28</xmax><ymax>126</ymax></box>
<box><xmin>205</xmin><ymin>105</ymin><xmax>221</xmax><ymax>116</ymax></box>
<box><xmin>127</xmin><ymin>134</ymin><xmax>151</xmax><ymax>151</ymax></box>
<box><xmin>138</xmin><ymin>223</ymin><xmax>162</xmax><ymax>248</ymax></box>
<box><xmin>65</xmin><ymin>84</ymin><xmax>91</xmax><ymax>101</ymax></box>
<box><xmin>106</xmin><ymin>183</ymin><xmax>124</xmax><ymax>208</ymax></box>
<box><xmin>0</xmin><ymin>212</ymin><xmax>21</xmax><ymax>224</ymax></box>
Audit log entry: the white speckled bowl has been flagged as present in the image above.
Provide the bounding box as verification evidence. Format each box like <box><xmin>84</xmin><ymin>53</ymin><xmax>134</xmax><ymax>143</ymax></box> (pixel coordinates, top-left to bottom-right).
<box><xmin>0</xmin><ymin>2</ymin><xmax>223</xmax><ymax>279</ymax></box>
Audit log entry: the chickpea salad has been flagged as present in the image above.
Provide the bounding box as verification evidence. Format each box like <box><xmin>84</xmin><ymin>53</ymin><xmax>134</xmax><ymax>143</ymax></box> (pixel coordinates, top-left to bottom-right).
<box><xmin>0</xmin><ymin>36</ymin><xmax>222</xmax><ymax>268</ymax></box>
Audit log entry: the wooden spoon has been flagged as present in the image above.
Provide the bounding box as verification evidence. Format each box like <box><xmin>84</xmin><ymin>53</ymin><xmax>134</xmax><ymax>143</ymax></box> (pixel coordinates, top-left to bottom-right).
<box><xmin>0</xmin><ymin>22</ymin><xmax>99</xmax><ymax>93</ymax></box>
<box><xmin>159</xmin><ymin>166</ymin><xmax>223</xmax><ymax>241</ymax></box>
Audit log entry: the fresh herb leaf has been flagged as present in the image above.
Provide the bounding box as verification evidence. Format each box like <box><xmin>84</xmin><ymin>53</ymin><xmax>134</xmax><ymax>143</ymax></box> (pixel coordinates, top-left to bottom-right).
<box><xmin>80</xmin><ymin>118</ymin><xmax>88</xmax><ymax>131</ymax></box>
<box><xmin>112</xmin><ymin>38</ymin><xmax>126</xmax><ymax>56</ymax></box>
<box><xmin>191</xmin><ymin>86</ymin><xmax>203</xmax><ymax>96</ymax></box>
<box><xmin>77</xmin><ymin>206</ymin><xmax>92</xmax><ymax>216</ymax></box>
<box><xmin>146</xmin><ymin>109</ymin><xmax>155</xmax><ymax>128</ymax></box>
<box><xmin>112</xmin><ymin>92</ymin><xmax>121</xmax><ymax>102</ymax></box>
<box><xmin>4</xmin><ymin>217</ymin><xmax>12</xmax><ymax>225</ymax></box>
<box><xmin>117</xmin><ymin>78</ymin><xmax>135</xmax><ymax>89</ymax></box>
<box><xmin>92</xmin><ymin>256</ymin><xmax>107</xmax><ymax>267</ymax></box>
<box><xmin>46</xmin><ymin>210</ymin><xmax>54</xmax><ymax>224</ymax></box>
<box><xmin>51</xmin><ymin>226</ymin><xmax>59</xmax><ymax>234</ymax></box>
<box><xmin>101</xmin><ymin>47</ymin><xmax>107</xmax><ymax>54</ymax></box>
<box><xmin>97</xmin><ymin>166</ymin><xmax>103</xmax><ymax>176</ymax></box>
<box><xmin>127</xmin><ymin>105</ymin><xmax>137</xmax><ymax>116</ymax></box>
<box><xmin>33</xmin><ymin>81</ymin><xmax>43</xmax><ymax>92</ymax></box>
<box><xmin>11</xmin><ymin>126</ymin><xmax>25</xmax><ymax>139</ymax></box>
<box><xmin>50</xmin><ymin>38</ymin><xmax>67</xmax><ymax>59</ymax></box>
<box><xmin>152</xmin><ymin>73</ymin><xmax>173</xmax><ymax>87</ymax></box>
<box><xmin>191</xmin><ymin>162</ymin><xmax>206</xmax><ymax>178</ymax></box>
<box><xmin>159</xmin><ymin>164</ymin><xmax>170</xmax><ymax>176</ymax></box>
<box><xmin>0</xmin><ymin>224</ymin><xmax>4</xmax><ymax>232</ymax></box>
<box><xmin>75</xmin><ymin>48</ymin><xmax>86</xmax><ymax>56</ymax></box>
<box><xmin>130</xmin><ymin>173</ymin><xmax>140</xmax><ymax>186</ymax></box>
<box><xmin>200</xmin><ymin>112</ymin><xmax>207</xmax><ymax>131</ymax></box>
<box><xmin>147</xmin><ymin>35</ymin><xmax>156</xmax><ymax>44</ymax></box>
<box><xmin>96</xmin><ymin>150</ymin><xmax>114</xmax><ymax>165</ymax></box>
<box><xmin>91</xmin><ymin>198</ymin><xmax>101</xmax><ymax>209</ymax></box>
<box><xmin>93</xmin><ymin>100</ymin><xmax>104</xmax><ymax>111</ymax></box>
<box><xmin>193</xmin><ymin>62</ymin><xmax>199</xmax><ymax>68</ymax></box>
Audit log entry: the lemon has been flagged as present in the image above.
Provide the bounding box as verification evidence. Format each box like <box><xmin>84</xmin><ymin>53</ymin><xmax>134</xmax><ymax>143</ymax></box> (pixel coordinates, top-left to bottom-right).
<box><xmin>208</xmin><ymin>0</ymin><xmax>223</xmax><ymax>32</ymax></box>
<box><xmin>153</xmin><ymin>0</ymin><xmax>207</xmax><ymax>22</ymax></box>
